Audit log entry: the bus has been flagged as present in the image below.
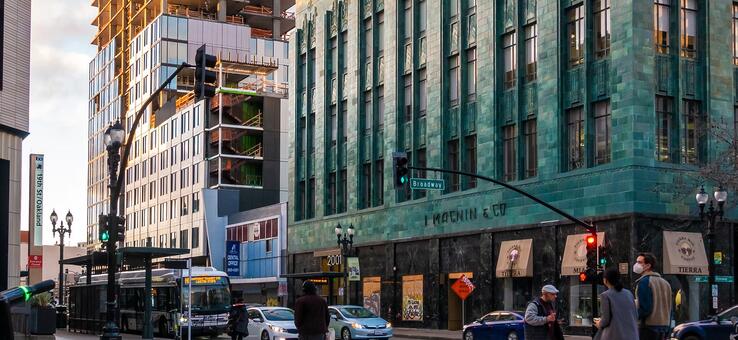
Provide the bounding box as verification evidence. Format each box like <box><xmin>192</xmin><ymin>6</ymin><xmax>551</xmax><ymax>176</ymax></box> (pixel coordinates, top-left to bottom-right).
<box><xmin>68</xmin><ymin>266</ymin><xmax>231</xmax><ymax>337</ymax></box>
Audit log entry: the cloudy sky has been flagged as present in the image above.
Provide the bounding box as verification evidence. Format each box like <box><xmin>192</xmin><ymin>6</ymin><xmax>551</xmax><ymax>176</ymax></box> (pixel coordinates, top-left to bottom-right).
<box><xmin>20</xmin><ymin>0</ymin><xmax>96</xmax><ymax>246</ymax></box>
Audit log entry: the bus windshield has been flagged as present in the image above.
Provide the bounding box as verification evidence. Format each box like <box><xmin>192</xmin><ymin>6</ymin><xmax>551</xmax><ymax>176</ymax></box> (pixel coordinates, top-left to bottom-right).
<box><xmin>184</xmin><ymin>284</ymin><xmax>231</xmax><ymax>314</ymax></box>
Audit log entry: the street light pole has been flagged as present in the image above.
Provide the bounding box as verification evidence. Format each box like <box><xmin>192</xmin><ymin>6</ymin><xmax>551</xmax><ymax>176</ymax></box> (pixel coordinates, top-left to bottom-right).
<box><xmin>50</xmin><ymin>210</ymin><xmax>73</xmax><ymax>305</ymax></box>
<box><xmin>696</xmin><ymin>185</ymin><xmax>727</xmax><ymax>316</ymax></box>
<box><xmin>101</xmin><ymin>121</ymin><xmax>125</xmax><ymax>340</ymax></box>
<box><xmin>335</xmin><ymin>224</ymin><xmax>354</xmax><ymax>305</ymax></box>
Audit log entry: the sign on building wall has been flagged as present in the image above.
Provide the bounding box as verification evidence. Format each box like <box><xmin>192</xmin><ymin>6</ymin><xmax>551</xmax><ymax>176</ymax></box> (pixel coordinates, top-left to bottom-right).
<box><xmin>347</xmin><ymin>257</ymin><xmax>360</xmax><ymax>281</ymax></box>
<box><xmin>226</xmin><ymin>240</ymin><xmax>240</xmax><ymax>276</ymax></box>
<box><xmin>30</xmin><ymin>154</ymin><xmax>43</xmax><ymax>246</ymax></box>
<box><xmin>402</xmin><ymin>275</ymin><xmax>423</xmax><ymax>321</ymax></box>
<box><xmin>28</xmin><ymin>255</ymin><xmax>42</xmax><ymax>268</ymax></box>
<box><xmin>363</xmin><ymin>277</ymin><xmax>381</xmax><ymax>316</ymax></box>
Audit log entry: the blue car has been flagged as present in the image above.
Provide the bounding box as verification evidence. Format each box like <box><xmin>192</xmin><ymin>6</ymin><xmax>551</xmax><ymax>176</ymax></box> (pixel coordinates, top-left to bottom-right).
<box><xmin>462</xmin><ymin>311</ymin><xmax>525</xmax><ymax>340</ymax></box>
<box><xmin>670</xmin><ymin>305</ymin><xmax>738</xmax><ymax>340</ymax></box>
<box><xmin>328</xmin><ymin>305</ymin><xmax>393</xmax><ymax>340</ymax></box>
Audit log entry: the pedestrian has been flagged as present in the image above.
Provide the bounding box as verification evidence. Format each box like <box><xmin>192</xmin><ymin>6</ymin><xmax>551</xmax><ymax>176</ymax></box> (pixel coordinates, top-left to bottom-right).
<box><xmin>227</xmin><ymin>299</ymin><xmax>249</xmax><ymax>340</ymax></box>
<box><xmin>595</xmin><ymin>267</ymin><xmax>639</xmax><ymax>340</ymax></box>
<box><xmin>524</xmin><ymin>284</ymin><xmax>565</xmax><ymax>340</ymax></box>
<box><xmin>294</xmin><ymin>280</ymin><xmax>330</xmax><ymax>340</ymax></box>
<box><xmin>633</xmin><ymin>252</ymin><xmax>672</xmax><ymax>340</ymax></box>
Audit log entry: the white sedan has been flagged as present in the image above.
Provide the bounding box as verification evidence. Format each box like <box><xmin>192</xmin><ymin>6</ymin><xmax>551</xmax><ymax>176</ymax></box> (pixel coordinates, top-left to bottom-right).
<box><xmin>246</xmin><ymin>307</ymin><xmax>299</xmax><ymax>340</ymax></box>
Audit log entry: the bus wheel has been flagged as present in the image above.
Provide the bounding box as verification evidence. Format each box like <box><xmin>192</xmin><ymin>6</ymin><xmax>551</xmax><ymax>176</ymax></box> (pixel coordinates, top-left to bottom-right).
<box><xmin>158</xmin><ymin>318</ymin><xmax>170</xmax><ymax>338</ymax></box>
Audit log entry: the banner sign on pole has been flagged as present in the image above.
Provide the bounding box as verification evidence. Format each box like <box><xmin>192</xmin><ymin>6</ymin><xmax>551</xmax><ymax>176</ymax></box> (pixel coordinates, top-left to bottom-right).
<box><xmin>226</xmin><ymin>240</ymin><xmax>240</xmax><ymax>276</ymax></box>
<box><xmin>347</xmin><ymin>257</ymin><xmax>361</xmax><ymax>281</ymax></box>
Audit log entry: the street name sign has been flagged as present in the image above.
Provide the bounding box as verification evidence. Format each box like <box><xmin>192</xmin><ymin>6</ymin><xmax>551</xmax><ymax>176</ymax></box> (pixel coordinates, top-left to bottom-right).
<box><xmin>695</xmin><ymin>276</ymin><xmax>734</xmax><ymax>283</ymax></box>
<box><xmin>410</xmin><ymin>178</ymin><xmax>446</xmax><ymax>191</ymax></box>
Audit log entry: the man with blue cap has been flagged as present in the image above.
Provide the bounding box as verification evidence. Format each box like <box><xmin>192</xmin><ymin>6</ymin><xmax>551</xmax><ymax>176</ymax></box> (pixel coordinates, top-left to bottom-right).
<box><xmin>524</xmin><ymin>284</ymin><xmax>565</xmax><ymax>340</ymax></box>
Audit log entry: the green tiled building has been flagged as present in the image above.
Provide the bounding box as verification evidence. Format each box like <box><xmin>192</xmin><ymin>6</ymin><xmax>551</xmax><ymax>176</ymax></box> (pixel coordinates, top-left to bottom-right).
<box><xmin>287</xmin><ymin>0</ymin><xmax>738</xmax><ymax>333</ymax></box>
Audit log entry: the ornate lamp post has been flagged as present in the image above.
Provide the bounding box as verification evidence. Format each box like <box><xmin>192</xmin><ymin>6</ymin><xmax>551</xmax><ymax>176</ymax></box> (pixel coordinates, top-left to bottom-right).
<box><xmin>50</xmin><ymin>210</ymin><xmax>72</xmax><ymax>305</ymax></box>
<box><xmin>335</xmin><ymin>223</ymin><xmax>354</xmax><ymax>305</ymax></box>
<box><xmin>101</xmin><ymin>120</ymin><xmax>124</xmax><ymax>340</ymax></box>
<box><xmin>696</xmin><ymin>185</ymin><xmax>727</xmax><ymax>316</ymax></box>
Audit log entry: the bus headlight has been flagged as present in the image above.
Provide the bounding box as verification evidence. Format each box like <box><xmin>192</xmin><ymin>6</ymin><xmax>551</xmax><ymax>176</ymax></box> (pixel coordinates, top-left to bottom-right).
<box><xmin>179</xmin><ymin>316</ymin><xmax>188</xmax><ymax>325</ymax></box>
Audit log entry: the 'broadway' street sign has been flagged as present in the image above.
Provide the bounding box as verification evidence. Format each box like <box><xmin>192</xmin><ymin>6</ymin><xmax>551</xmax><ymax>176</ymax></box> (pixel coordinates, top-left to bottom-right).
<box><xmin>410</xmin><ymin>178</ymin><xmax>445</xmax><ymax>191</ymax></box>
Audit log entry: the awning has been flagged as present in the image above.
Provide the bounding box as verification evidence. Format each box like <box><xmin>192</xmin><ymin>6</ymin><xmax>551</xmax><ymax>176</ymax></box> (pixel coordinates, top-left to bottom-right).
<box><xmin>495</xmin><ymin>239</ymin><xmax>533</xmax><ymax>278</ymax></box>
<box><xmin>663</xmin><ymin>231</ymin><xmax>709</xmax><ymax>275</ymax></box>
<box><xmin>561</xmin><ymin>232</ymin><xmax>605</xmax><ymax>276</ymax></box>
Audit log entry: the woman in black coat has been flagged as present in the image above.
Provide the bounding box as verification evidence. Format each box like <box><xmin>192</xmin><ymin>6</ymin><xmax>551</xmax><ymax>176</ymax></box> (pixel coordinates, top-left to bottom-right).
<box><xmin>228</xmin><ymin>302</ymin><xmax>249</xmax><ymax>340</ymax></box>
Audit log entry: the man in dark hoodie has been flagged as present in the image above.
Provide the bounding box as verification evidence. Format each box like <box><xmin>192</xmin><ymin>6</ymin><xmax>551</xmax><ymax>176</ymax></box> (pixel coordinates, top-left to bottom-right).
<box><xmin>294</xmin><ymin>280</ymin><xmax>330</xmax><ymax>340</ymax></box>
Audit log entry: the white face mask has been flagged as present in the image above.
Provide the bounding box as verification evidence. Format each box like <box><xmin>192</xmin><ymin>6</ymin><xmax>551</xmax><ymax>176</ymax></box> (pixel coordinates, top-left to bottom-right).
<box><xmin>633</xmin><ymin>263</ymin><xmax>644</xmax><ymax>274</ymax></box>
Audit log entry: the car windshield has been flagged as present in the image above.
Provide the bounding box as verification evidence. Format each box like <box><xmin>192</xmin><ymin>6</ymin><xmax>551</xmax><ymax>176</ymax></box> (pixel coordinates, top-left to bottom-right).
<box><xmin>263</xmin><ymin>309</ymin><xmax>294</xmax><ymax>321</ymax></box>
<box><xmin>340</xmin><ymin>307</ymin><xmax>376</xmax><ymax>318</ymax></box>
<box><xmin>719</xmin><ymin>305</ymin><xmax>738</xmax><ymax>319</ymax></box>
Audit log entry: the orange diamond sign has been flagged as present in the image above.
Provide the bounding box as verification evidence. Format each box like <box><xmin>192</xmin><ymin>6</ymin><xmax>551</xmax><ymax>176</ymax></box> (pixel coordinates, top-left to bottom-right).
<box><xmin>451</xmin><ymin>274</ymin><xmax>475</xmax><ymax>301</ymax></box>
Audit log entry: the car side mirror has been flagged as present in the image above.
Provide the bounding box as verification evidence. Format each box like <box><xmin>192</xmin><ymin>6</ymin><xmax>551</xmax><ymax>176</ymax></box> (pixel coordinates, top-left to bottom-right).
<box><xmin>331</xmin><ymin>315</ymin><xmax>337</xmax><ymax>320</ymax></box>
<box><xmin>730</xmin><ymin>316</ymin><xmax>737</xmax><ymax>325</ymax></box>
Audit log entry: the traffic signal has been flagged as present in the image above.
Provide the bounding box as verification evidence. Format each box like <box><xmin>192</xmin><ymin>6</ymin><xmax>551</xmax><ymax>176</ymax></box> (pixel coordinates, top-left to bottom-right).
<box><xmin>598</xmin><ymin>245</ymin><xmax>608</xmax><ymax>267</ymax></box>
<box><xmin>114</xmin><ymin>216</ymin><xmax>125</xmax><ymax>244</ymax></box>
<box><xmin>392</xmin><ymin>152</ymin><xmax>410</xmax><ymax>189</ymax></box>
<box><xmin>194</xmin><ymin>45</ymin><xmax>217</xmax><ymax>99</ymax></box>
<box><xmin>98</xmin><ymin>214</ymin><xmax>109</xmax><ymax>243</ymax></box>
<box><xmin>586</xmin><ymin>231</ymin><xmax>598</xmax><ymax>271</ymax></box>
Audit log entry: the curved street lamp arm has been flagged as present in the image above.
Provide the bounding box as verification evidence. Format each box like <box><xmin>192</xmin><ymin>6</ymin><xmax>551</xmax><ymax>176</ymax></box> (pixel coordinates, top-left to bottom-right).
<box><xmin>408</xmin><ymin>166</ymin><xmax>595</xmax><ymax>232</ymax></box>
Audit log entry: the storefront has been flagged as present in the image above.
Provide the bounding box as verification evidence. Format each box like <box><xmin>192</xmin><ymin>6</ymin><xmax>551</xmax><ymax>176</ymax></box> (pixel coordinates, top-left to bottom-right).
<box><xmin>662</xmin><ymin>231</ymin><xmax>710</xmax><ymax>323</ymax></box>
<box><xmin>495</xmin><ymin>239</ymin><xmax>534</xmax><ymax>312</ymax></box>
<box><xmin>561</xmin><ymin>232</ymin><xmax>606</xmax><ymax>328</ymax></box>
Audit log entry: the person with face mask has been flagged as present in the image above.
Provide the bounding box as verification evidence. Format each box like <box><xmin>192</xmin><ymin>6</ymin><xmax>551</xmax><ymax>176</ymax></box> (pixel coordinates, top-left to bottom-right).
<box><xmin>634</xmin><ymin>252</ymin><xmax>673</xmax><ymax>340</ymax></box>
<box><xmin>524</xmin><ymin>285</ymin><xmax>565</xmax><ymax>340</ymax></box>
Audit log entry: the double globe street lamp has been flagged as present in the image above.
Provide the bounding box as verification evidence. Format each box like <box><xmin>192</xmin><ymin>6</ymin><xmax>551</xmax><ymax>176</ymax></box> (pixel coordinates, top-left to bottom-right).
<box><xmin>335</xmin><ymin>223</ymin><xmax>354</xmax><ymax>305</ymax></box>
<box><xmin>50</xmin><ymin>210</ymin><xmax>72</xmax><ymax>306</ymax></box>
<box><xmin>101</xmin><ymin>120</ymin><xmax>125</xmax><ymax>340</ymax></box>
<box><xmin>695</xmin><ymin>185</ymin><xmax>727</xmax><ymax>316</ymax></box>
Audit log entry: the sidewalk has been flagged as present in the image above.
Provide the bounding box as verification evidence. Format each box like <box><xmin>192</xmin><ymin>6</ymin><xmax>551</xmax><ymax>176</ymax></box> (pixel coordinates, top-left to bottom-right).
<box><xmin>393</xmin><ymin>327</ymin><xmax>592</xmax><ymax>340</ymax></box>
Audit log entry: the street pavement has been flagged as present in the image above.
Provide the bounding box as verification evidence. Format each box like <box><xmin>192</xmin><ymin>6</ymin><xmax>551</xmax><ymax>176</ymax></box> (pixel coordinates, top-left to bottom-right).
<box><xmin>53</xmin><ymin>328</ymin><xmax>592</xmax><ymax>340</ymax></box>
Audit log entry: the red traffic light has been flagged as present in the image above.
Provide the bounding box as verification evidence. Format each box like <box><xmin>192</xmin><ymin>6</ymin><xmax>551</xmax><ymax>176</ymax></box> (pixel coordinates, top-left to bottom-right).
<box><xmin>587</xmin><ymin>235</ymin><xmax>596</xmax><ymax>245</ymax></box>
<box><xmin>579</xmin><ymin>272</ymin><xmax>588</xmax><ymax>282</ymax></box>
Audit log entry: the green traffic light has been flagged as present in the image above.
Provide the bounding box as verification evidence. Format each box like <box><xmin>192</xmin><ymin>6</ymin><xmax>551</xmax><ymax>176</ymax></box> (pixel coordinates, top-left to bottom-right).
<box><xmin>19</xmin><ymin>286</ymin><xmax>31</xmax><ymax>301</ymax></box>
<box><xmin>401</xmin><ymin>176</ymin><xmax>407</xmax><ymax>184</ymax></box>
<box><xmin>599</xmin><ymin>258</ymin><xmax>606</xmax><ymax>265</ymax></box>
<box><xmin>100</xmin><ymin>231</ymin><xmax>109</xmax><ymax>242</ymax></box>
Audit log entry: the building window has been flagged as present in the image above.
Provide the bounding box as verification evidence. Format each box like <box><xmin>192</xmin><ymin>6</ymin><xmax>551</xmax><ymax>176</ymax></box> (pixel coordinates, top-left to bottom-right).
<box><xmin>682</xmin><ymin>100</ymin><xmax>703</xmax><ymax>164</ymax></box>
<box><xmin>524</xmin><ymin>119</ymin><xmax>537</xmax><ymax>178</ymax></box>
<box><xmin>593</xmin><ymin>0</ymin><xmax>611</xmax><ymax>59</ymax></box>
<box><xmin>180</xmin><ymin>230</ymin><xmax>188</xmax><ymax>249</ymax></box>
<box><xmin>298</xmin><ymin>180</ymin><xmax>305</xmax><ymax>219</ymax></box>
<box><xmin>594</xmin><ymin>101</ymin><xmax>612</xmax><ymax>165</ymax></box>
<box><xmin>362</xmin><ymin>163</ymin><xmax>371</xmax><ymax>209</ymax></box>
<box><xmin>449</xmin><ymin>55</ymin><xmax>460</xmax><ymax>105</ymax></box>
<box><xmin>464</xmin><ymin>135</ymin><xmax>477</xmax><ymax>189</ymax></box>
<box><xmin>170</xmin><ymin>233</ymin><xmax>176</xmax><ymax>248</ymax></box>
<box><xmin>655</xmin><ymin>0</ymin><xmax>671</xmax><ymax>54</ymax></box>
<box><xmin>447</xmin><ymin>139</ymin><xmax>460</xmax><ymax>192</ymax></box>
<box><xmin>656</xmin><ymin>96</ymin><xmax>673</xmax><ymax>162</ymax></box>
<box><xmin>467</xmin><ymin>47</ymin><xmax>477</xmax><ymax>98</ymax></box>
<box><xmin>180</xmin><ymin>197</ymin><xmax>188</xmax><ymax>216</ymax></box>
<box><xmin>524</xmin><ymin>24</ymin><xmax>537</xmax><ymax>82</ymax></box>
<box><xmin>192</xmin><ymin>192</ymin><xmax>200</xmax><ymax>213</ymax></box>
<box><xmin>680</xmin><ymin>0</ymin><xmax>698</xmax><ymax>59</ymax></box>
<box><xmin>503</xmin><ymin>125</ymin><xmax>517</xmax><ymax>181</ymax></box>
<box><xmin>419</xmin><ymin>69</ymin><xmax>428</xmax><ymax>116</ymax></box>
<box><xmin>375</xmin><ymin>160</ymin><xmax>384</xmax><ymax>205</ymax></box>
<box><xmin>192</xmin><ymin>227</ymin><xmax>199</xmax><ymax>248</ymax></box>
<box><xmin>567</xmin><ymin>107</ymin><xmax>585</xmax><ymax>170</ymax></box>
<box><xmin>415</xmin><ymin>148</ymin><xmax>427</xmax><ymax>199</ymax></box>
<box><xmin>308</xmin><ymin>178</ymin><xmax>315</xmax><ymax>218</ymax></box>
<box><xmin>503</xmin><ymin>32</ymin><xmax>517</xmax><ymax>89</ymax></box>
<box><xmin>404</xmin><ymin>75</ymin><xmax>413</xmax><ymax>123</ymax></box>
<box><xmin>340</xmin><ymin>169</ymin><xmax>347</xmax><ymax>213</ymax></box>
<box><xmin>567</xmin><ymin>5</ymin><xmax>585</xmax><ymax>67</ymax></box>
<box><xmin>327</xmin><ymin>172</ymin><xmax>336</xmax><ymax>215</ymax></box>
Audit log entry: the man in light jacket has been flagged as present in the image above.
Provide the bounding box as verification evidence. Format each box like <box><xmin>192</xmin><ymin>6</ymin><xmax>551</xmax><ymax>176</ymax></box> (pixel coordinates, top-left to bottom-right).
<box><xmin>524</xmin><ymin>285</ymin><xmax>564</xmax><ymax>340</ymax></box>
<box><xmin>634</xmin><ymin>252</ymin><xmax>673</xmax><ymax>340</ymax></box>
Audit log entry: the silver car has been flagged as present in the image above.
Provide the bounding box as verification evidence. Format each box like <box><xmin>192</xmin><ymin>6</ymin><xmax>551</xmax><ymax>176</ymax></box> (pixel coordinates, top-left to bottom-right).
<box><xmin>328</xmin><ymin>305</ymin><xmax>393</xmax><ymax>340</ymax></box>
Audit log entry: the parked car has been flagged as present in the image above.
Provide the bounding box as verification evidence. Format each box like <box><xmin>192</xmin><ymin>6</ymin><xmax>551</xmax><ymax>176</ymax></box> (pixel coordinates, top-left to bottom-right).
<box><xmin>328</xmin><ymin>305</ymin><xmax>393</xmax><ymax>340</ymax></box>
<box><xmin>670</xmin><ymin>305</ymin><xmax>738</xmax><ymax>340</ymax></box>
<box><xmin>246</xmin><ymin>307</ymin><xmax>299</xmax><ymax>340</ymax></box>
<box><xmin>462</xmin><ymin>311</ymin><xmax>525</xmax><ymax>340</ymax></box>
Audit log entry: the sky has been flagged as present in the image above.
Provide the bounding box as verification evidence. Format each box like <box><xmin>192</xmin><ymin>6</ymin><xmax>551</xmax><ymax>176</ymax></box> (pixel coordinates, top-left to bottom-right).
<box><xmin>20</xmin><ymin>0</ymin><xmax>96</xmax><ymax>246</ymax></box>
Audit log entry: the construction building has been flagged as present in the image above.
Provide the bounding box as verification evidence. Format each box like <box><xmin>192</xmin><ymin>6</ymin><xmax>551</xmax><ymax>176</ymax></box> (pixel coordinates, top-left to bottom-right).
<box><xmin>87</xmin><ymin>0</ymin><xmax>294</xmax><ymax>268</ymax></box>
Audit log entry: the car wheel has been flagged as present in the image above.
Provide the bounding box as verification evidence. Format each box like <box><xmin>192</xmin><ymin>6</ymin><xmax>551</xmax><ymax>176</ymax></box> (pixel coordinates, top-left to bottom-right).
<box><xmin>463</xmin><ymin>330</ymin><xmax>474</xmax><ymax>340</ymax></box>
<box><xmin>341</xmin><ymin>327</ymin><xmax>352</xmax><ymax>340</ymax></box>
<box><xmin>507</xmin><ymin>331</ymin><xmax>519</xmax><ymax>340</ymax></box>
<box><xmin>683</xmin><ymin>335</ymin><xmax>701</xmax><ymax>340</ymax></box>
<box><xmin>261</xmin><ymin>330</ymin><xmax>270</xmax><ymax>340</ymax></box>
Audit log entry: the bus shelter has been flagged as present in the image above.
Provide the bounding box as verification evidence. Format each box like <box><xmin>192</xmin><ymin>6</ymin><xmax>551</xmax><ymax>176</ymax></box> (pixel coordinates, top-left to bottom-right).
<box><xmin>63</xmin><ymin>247</ymin><xmax>189</xmax><ymax>338</ymax></box>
